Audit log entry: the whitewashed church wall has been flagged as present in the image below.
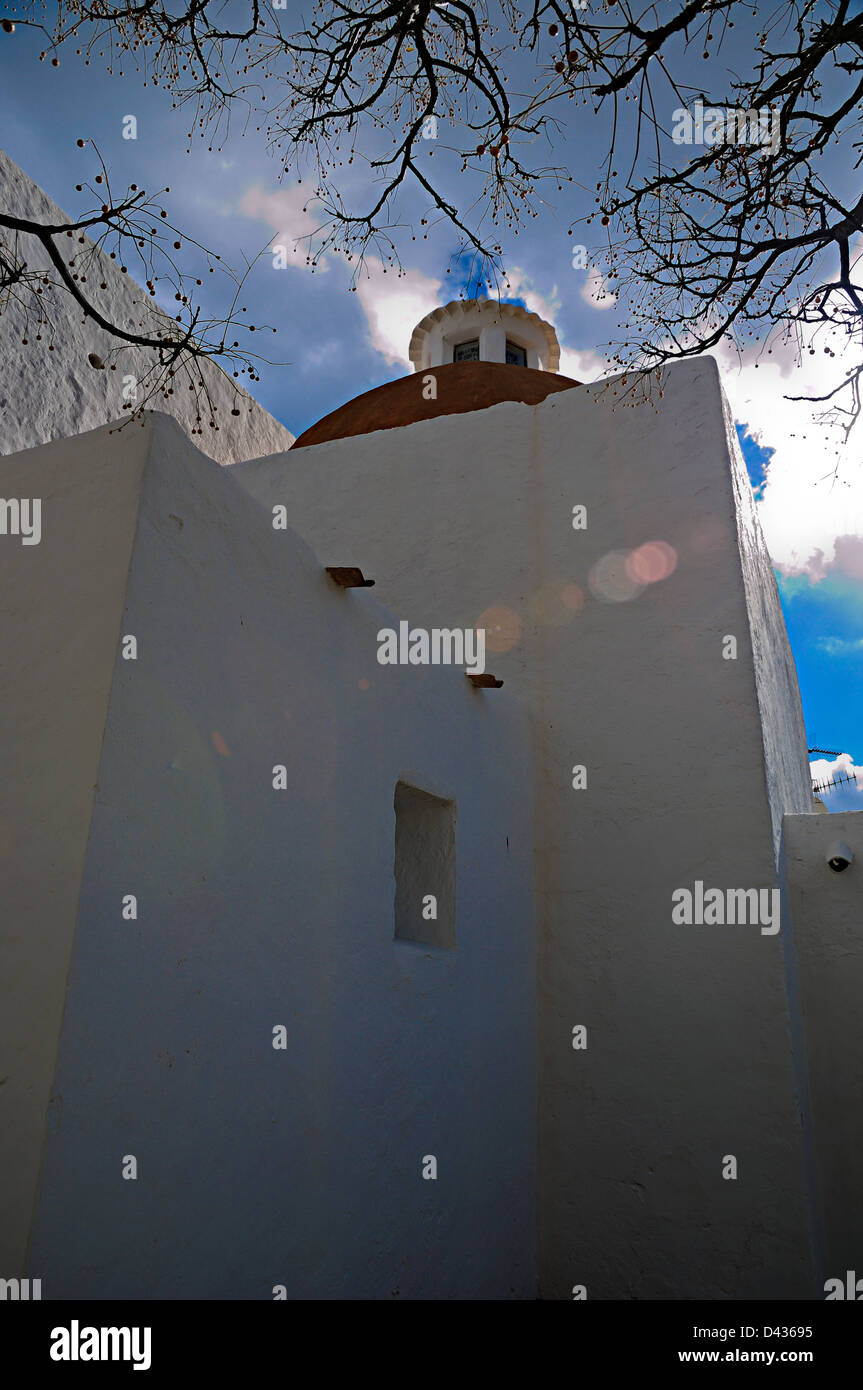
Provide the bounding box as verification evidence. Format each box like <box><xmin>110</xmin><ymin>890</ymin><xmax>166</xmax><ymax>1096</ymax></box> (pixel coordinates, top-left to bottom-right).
<box><xmin>233</xmin><ymin>357</ymin><xmax>815</xmax><ymax>1297</ymax></box>
<box><xmin>779</xmin><ymin>809</ymin><xmax>863</xmax><ymax>1293</ymax></box>
<box><xmin>0</xmin><ymin>423</ymin><xmax>149</xmax><ymax>1277</ymax></box>
<box><xmin>26</xmin><ymin>413</ymin><xmax>536</xmax><ymax>1298</ymax></box>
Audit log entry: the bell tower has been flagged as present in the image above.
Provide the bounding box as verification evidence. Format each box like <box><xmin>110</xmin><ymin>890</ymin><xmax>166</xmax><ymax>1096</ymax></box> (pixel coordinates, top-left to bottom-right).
<box><xmin>409</xmin><ymin>297</ymin><xmax>561</xmax><ymax>373</ymax></box>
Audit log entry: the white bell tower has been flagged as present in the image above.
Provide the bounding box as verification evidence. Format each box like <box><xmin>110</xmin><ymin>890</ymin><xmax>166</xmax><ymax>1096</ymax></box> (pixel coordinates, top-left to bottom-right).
<box><xmin>409</xmin><ymin>298</ymin><xmax>561</xmax><ymax>373</ymax></box>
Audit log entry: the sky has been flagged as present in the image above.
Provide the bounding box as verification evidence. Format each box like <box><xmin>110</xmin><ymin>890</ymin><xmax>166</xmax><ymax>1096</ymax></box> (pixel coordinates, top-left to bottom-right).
<box><xmin>0</xmin><ymin>4</ymin><xmax>861</xmax><ymax>809</ymax></box>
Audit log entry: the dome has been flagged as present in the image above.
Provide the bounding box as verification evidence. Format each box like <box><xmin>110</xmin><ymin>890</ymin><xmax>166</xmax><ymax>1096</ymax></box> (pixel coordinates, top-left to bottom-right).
<box><xmin>291</xmin><ymin>360</ymin><xmax>581</xmax><ymax>450</ymax></box>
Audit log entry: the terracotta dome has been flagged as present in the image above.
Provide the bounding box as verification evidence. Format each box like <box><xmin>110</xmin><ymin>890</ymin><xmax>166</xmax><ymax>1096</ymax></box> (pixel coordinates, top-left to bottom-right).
<box><xmin>291</xmin><ymin>361</ymin><xmax>581</xmax><ymax>449</ymax></box>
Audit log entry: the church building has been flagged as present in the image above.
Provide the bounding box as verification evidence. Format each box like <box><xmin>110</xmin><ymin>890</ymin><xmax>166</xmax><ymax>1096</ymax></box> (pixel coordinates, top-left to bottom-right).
<box><xmin>1</xmin><ymin>154</ymin><xmax>861</xmax><ymax>1300</ymax></box>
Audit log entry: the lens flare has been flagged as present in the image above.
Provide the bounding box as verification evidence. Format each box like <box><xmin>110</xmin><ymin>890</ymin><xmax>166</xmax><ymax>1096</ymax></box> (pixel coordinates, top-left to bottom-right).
<box><xmin>561</xmin><ymin>584</ymin><xmax>584</xmax><ymax>612</ymax></box>
<box><xmin>476</xmin><ymin>604</ymin><xmax>523</xmax><ymax>652</ymax></box>
<box><xmin>625</xmin><ymin>541</ymin><xmax>678</xmax><ymax>585</ymax></box>
<box><xmin>588</xmin><ymin>550</ymin><xmax>644</xmax><ymax>603</ymax></box>
<box><xmin>532</xmin><ymin>582</ymin><xmax>583</xmax><ymax>626</ymax></box>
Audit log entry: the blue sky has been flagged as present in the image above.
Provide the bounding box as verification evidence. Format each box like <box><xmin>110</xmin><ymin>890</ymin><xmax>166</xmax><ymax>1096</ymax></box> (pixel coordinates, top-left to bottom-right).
<box><xmin>1</xmin><ymin>9</ymin><xmax>861</xmax><ymax>808</ymax></box>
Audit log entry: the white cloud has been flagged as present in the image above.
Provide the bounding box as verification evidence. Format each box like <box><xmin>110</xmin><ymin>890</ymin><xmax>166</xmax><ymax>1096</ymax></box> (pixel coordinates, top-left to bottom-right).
<box><xmin>816</xmin><ymin>634</ymin><xmax>863</xmax><ymax>656</ymax></box>
<box><xmin>500</xmin><ymin>267</ymin><xmax>561</xmax><ymax>325</ymax></box>
<box><xmin>709</xmin><ymin>300</ymin><xmax>863</xmax><ymax>579</ymax></box>
<box><xmin>559</xmin><ymin>345</ymin><xmax>611</xmax><ymax>382</ymax></box>
<box><xmin>809</xmin><ymin>752</ymin><xmax>863</xmax><ymax>810</ymax></box>
<box><xmin>239</xmin><ymin>184</ymin><xmax>329</xmax><ymax>269</ymax></box>
<box><xmin>354</xmin><ymin>263</ymin><xmax>442</xmax><ymax>366</ymax></box>
<box><xmin>580</xmin><ymin>265</ymin><xmax>617</xmax><ymax>311</ymax></box>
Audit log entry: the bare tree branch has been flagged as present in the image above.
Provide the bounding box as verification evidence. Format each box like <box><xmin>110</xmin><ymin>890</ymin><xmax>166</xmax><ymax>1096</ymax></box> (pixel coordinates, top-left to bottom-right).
<box><xmin>2</xmin><ymin>1</ymin><xmax>862</xmax><ymax>454</ymax></box>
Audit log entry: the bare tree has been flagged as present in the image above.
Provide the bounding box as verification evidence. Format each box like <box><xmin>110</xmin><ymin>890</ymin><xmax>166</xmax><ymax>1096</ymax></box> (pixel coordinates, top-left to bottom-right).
<box><xmin>3</xmin><ymin>2</ymin><xmax>862</xmax><ymax>440</ymax></box>
<box><xmin>560</xmin><ymin>0</ymin><xmax>863</xmax><ymax>456</ymax></box>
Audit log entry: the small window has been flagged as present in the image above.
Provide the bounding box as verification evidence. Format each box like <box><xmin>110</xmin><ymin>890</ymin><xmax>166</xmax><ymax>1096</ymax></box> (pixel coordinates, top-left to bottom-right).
<box><xmin>453</xmin><ymin>338</ymin><xmax>480</xmax><ymax>363</ymax></box>
<box><xmin>394</xmin><ymin>781</ymin><xmax>456</xmax><ymax>950</ymax></box>
<box><xmin>506</xmin><ymin>340</ymin><xmax>527</xmax><ymax>366</ymax></box>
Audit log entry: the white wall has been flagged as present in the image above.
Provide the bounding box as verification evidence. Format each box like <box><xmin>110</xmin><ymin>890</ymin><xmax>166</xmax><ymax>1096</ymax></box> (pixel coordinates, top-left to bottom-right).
<box><xmin>233</xmin><ymin>357</ymin><xmax>816</xmax><ymax>1298</ymax></box>
<box><xmin>780</xmin><ymin>810</ymin><xmax>863</xmax><ymax>1291</ymax></box>
<box><xmin>0</xmin><ymin>425</ymin><xmax>148</xmax><ymax>1277</ymax></box>
<box><xmin>0</xmin><ymin>149</ymin><xmax>294</xmax><ymax>464</ymax></box>
<box><xmin>723</xmin><ymin>389</ymin><xmax>813</xmax><ymax>854</ymax></box>
<box><xmin>26</xmin><ymin>413</ymin><xmax>535</xmax><ymax>1298</ymax></box>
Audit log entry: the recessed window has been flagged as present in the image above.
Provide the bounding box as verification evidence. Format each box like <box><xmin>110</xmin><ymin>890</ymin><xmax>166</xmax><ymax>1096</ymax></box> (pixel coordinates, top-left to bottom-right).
<box><xmin>453</xmin><ymin>338</ymin><xmax>480</xmax><ymax>363</ymax></box>
<box><xmin>393</xmin><ymin>780</ymin><xmax>456</xmax><ymax>950</ymax></box>
<box><xmin>506</xmin><ymin>339</ymin><xmax>527</xmax><ymax>366</ymax></box>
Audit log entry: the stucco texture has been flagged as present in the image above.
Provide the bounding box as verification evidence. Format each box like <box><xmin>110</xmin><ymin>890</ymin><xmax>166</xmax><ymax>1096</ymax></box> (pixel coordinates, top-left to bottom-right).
<box><xmin>233</xmin><ymin>358</ymin><xmax>815</xmax><ymax>1299</ymax></box>
<box><xmin>25</xmin><ymin>413</ymin><xmax>535</xmax><ymax>1298</ymax></box>
<box><xmin>0</xmin><ymin>424</ymin><xmax>149</xmax><ymax>1277</ymax></box>
<box><xmin>0</xmin><ymin>149</ymin><xmax>293</xmax><ymax>464</ymax></box>
<box><xmin>780</xmin><ymin>810</ymin><xmax>863</xmax><ymax>1288</ymax></box>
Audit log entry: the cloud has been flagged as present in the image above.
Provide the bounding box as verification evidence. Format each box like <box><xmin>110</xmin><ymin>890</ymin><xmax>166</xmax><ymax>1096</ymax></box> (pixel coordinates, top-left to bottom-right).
<box><xmin>617</xmin><ymin>240</ymin><xmax>863</xmax><ymax>580</ymax></box>
<box><xmin>239</xmin><ymin>184</ymin><xmax>329</xmax><ymax>269</ymax></box>
<box><xmin>500</xmin><ymin>267</ymin><xmax>561</xmax><ymax>325</ymax></box>
<box><xmin>559</xmin><ymin>345</ymin><xmax>611</xmax><ymax>382</ymax></box>
<box><xmin>580</xmin><ymin>265</ymin><xmax>617</xmax><ymax>311</ymax></box>
<box><xmin>809</xmin><ymin>752</ymin><xmax>863</xmax><ymax>810</ymax></box>
<box><xmin>816</xmin><ymin>635</ymin><xmax>863</xmax><ymax>656</ymax></box>
<box><xmin>830</xmin><ymin>534</ymin><xmax>863</xmax><ymax>583</ymax></box>
<box><xmin>354</xmin><ymin>263</ymin><xmax>442</xmax><ymax>366</ymax></box>
<box><xmin>709</xmin><ymin>318</ymin><xmax>863</xmax><ymax>580</ymax></box>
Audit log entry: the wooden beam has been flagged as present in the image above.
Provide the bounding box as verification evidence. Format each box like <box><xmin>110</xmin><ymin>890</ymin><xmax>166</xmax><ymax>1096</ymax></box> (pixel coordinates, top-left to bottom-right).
<box><xmin>325</xmin><ymin>566</ymin><xmax>375</xmax><ymax>589</ymax></box>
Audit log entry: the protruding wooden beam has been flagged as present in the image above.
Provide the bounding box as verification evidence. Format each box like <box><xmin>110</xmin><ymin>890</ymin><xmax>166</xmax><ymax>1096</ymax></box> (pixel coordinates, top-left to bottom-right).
<box><xmin>325</xmin><ymin>566</ymin><xmax>375</xmax><ymax>588</ymax></box>
<box><xmin>467</xmin><ymin>673</ymin><xmax>503</xmax><ymax>688</ymax></box>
